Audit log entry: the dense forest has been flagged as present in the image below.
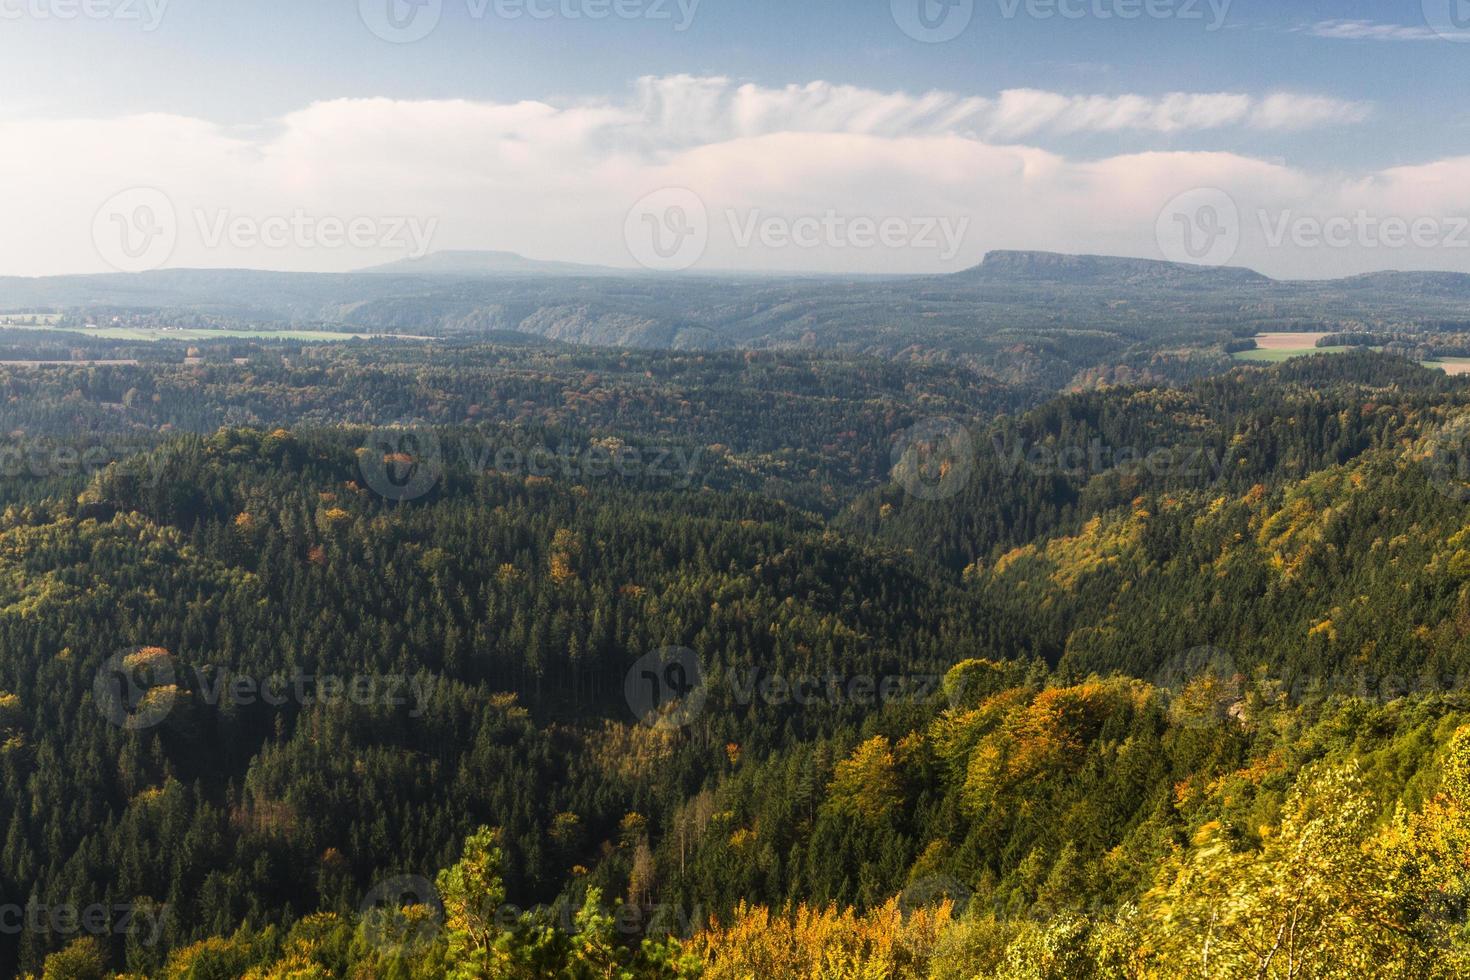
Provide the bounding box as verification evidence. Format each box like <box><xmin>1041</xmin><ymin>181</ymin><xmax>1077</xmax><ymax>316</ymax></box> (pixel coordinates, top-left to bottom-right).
<box><xmin>3</xmin><ymin>336</ymin><xmax>1470</xmax><ymax>977</ymax></box>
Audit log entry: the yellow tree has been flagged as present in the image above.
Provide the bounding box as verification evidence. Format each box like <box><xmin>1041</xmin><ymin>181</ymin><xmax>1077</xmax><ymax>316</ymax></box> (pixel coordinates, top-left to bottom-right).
<box><xmin>692</xmin><ymin>898</ymin><xmax>952</xmax><ymax>980</ymax></box>
<box><xmin>825</xmin><ymin>736</ymin><xmax>902</xmax><ymax>824</ymax></box>
<box><xmin>1378</xmin><ymin>725</ymin><xmax>1470</xmax><ymax>976</ymax></box>
<box><xmin>1144</xmin><ymin>763</ymin><xmax>1417</xmax><ymax>978</ymax></box>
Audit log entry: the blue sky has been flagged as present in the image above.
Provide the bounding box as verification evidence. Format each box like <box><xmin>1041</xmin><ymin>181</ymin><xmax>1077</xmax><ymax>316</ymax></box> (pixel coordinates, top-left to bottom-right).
<box><xmin>3</xmin><ymin>0</ymin><xmax>1461</xmax><ymax>165</ymax></box>
<box><xmin>2</xmin><ymin>0</ymin><xmax>1468</xmax><ymax>276</ymax></box>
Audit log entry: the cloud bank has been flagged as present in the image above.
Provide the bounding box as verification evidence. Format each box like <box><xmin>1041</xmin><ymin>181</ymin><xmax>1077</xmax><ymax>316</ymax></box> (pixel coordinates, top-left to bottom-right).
<box><xmin>1306</xmin><ymin>19</ymin><xmax>1442</xmax><ymax>42</ymax></box>
<box><xmin>2</xmin><ymin>75</ymin><xmax>1466</xmax><ymax>279</ymax></box>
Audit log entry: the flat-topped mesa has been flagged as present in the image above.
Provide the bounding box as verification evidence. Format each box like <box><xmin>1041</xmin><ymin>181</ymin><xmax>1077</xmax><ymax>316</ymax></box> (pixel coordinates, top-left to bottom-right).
<box><xmin>958</xmin><ymin>249</ymin><xmax>1272</xmax><ymax>286</ymax></box>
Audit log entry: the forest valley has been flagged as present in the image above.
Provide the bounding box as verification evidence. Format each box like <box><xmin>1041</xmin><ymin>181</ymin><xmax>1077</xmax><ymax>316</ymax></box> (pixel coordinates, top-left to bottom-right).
<box><xmin>3</xmin><ymin>343</ymin><xmax>1470</xmax><ymax>977</ymax></box>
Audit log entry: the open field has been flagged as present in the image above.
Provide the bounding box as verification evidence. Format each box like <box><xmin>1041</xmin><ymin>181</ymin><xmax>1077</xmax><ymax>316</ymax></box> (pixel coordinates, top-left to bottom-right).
<box><xmin>1423</xmin><ymin>358</ymin><xmax>1470</xmax><ymax>376</ymax></box>
<box><xmin>1236</xmin><ymin>334</ymin><xmax>1470</xmax><ymax>376</ymax></box>
<box><xmin>1232</xmin><ymin>332</ymin><xmax>1373</xmax><ymax>364</ymax></box>
<box><xmin>1233</xmin><ymin>345</ymin><xmax>1357</xmax><ymax>363</ymax></box>
<box><xmin>1253</xmin><ymin>331</ymin><xmax>1333</xmax><ymax>350</ymax></box>
<box><xmin>0</xmin><ymin>323</ymin><xmax>429</xmax><ymax>342</ymax></box>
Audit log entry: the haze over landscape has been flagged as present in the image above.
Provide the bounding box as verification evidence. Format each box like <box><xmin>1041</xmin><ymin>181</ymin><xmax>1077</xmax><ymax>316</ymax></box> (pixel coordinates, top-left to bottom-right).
<box><xmin>10</xmin><ymin>3</ymin><xmax>1470</xmax><ymax>979</ymax></box>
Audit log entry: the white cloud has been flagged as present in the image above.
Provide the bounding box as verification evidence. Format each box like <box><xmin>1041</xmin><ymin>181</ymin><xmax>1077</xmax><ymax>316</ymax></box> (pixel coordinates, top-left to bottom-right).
<box><xmin>628</xmin><ymin>77</ymin><xmax>1368</xmax><ymax>142</ymax></box>
<box><xmin>1250</xmin><ymin>93</ymin><xmax>1372</xmax><ymax>130</ymax></box>
<box><xmin>0</xmin><ymin>76</ymin><xmax>1456</xmax><ymax>280</ymax></box>
<box><xmin>1306</xmin><ymin>20</ymin><xmax>1441</xmax><ymax>41</ymax></box>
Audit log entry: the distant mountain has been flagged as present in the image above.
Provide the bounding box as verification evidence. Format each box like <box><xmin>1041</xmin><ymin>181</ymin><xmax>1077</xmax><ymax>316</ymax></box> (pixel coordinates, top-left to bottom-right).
<box><xmin>1333</xmin><ymin>269</ymin><xmax>1470</xmax><ymax>298</ymax></box>
<box><xmin>959</xmin><ymin>250</ymin><xmax>1274</xmax><ymax>286</ymax></box>
<box><xmin>8</xmin><ymin>252</ymin><xmax>1470</xmax><ymax>378</ymax></box>
<box><xmin>358</xmin><ymin>250</ymin><xmax>622</xmax><ymax>277</ymax></box>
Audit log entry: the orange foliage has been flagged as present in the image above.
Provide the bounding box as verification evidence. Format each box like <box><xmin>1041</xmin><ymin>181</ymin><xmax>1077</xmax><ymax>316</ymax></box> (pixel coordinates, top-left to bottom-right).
<box><xmin>549</xmin><ymin>553</ymin><xmax>576</xmax><ymax>585</ymax></box>
<box><xmin>691</xmin><ymin>899</ymin><xmax>953</xmax><ymax>980</ymax></box>
<box><xmin>961</xmin><ymin>680</ymin><xmax>1130</xmax><ymax>815</ymax></box>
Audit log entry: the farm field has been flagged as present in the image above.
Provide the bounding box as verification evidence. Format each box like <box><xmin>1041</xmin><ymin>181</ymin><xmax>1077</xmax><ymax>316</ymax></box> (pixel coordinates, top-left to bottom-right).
<box><xmin>1233</xmin><ymin>332</ymin><xmax>1367</xmax><ymax>363</ymax></box>
<box><xmin>1233</xmin><ymin>334</ymin><xmax>1470</xmax><ymax>376</ymax></box>
<box><xmin>1253</xmin><ymin>331</ymin><xmax>1333</xmax><ymax>349</ymax></box>
<box><xmin>0</xmin><ymin>323</ymin><xmax>429</xmax><ymax>342</ymax></box>
<box><xmin>1423</xmin><ymin>357</ymin><xmax>1470</xmax><ymax>375</ymax></box>
<box><xmin>1233</xmin><ymin>345</ymin><xmax>1358</xmax><ymax>363</ymax></box>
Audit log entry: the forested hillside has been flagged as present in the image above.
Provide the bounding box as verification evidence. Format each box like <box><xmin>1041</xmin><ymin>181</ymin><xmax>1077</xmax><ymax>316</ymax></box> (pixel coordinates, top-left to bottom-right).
<box><xmin>14</xmin><ymin>250</ymin><xmax>1470</xmax><ymax>390</ymax></box>
<box><xmin>4</xmin><ymin>345</ymin><xmax>1470</xmax><ymax>977</ymax></box>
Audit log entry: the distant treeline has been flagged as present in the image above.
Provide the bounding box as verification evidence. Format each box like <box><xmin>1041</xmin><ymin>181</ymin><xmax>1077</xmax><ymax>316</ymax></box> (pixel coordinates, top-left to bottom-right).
<box><xmin>1316</xmin><ymin>332</ymin><xmax>1384</xmax><ymax>347</ymax></box>
<box><xmin>1314</xmin><ymin>332</ymin><xmax>1470</xmax><ymax>359</ymax></box>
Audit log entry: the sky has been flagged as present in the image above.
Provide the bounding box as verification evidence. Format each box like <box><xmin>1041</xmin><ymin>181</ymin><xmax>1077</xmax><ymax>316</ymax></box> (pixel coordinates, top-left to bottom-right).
<box><xmin>2</xmin><ymin>0</ymin><xmax>1469</xmax><ymax>278</ymax></box>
